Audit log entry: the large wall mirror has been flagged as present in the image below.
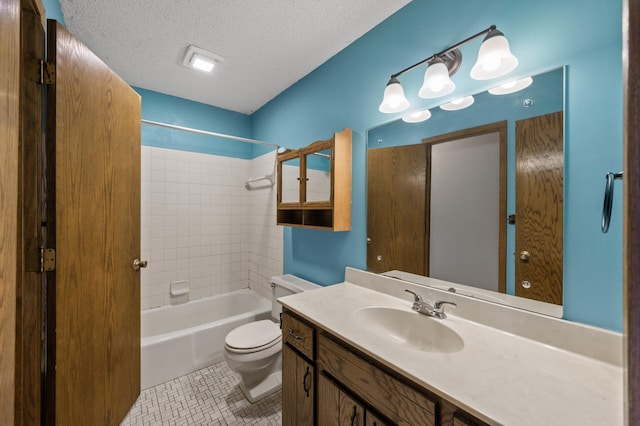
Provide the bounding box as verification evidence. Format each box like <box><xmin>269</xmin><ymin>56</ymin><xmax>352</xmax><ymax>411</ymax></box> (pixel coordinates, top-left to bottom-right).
<box><xmin>367</xmin><ymin>67</ymin><xmax>564</xmax><ymax>317</ymax></box>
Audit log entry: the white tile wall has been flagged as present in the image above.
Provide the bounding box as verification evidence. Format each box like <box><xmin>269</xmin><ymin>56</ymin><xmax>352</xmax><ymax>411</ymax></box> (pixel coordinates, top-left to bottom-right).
<box><xmin>140</xmin><ymin>147</ymin><xmax>283</xmax><ymax>310</ymax></box>
<box><xmin>247</xmin><ymin>152</ymin><xmax>284</xmax><ymax>300</ymax></box>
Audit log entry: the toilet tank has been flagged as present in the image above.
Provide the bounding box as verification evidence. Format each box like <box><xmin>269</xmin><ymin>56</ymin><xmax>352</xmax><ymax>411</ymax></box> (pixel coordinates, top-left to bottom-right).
<box><xmin>270</xmin><ymin>274</ymin><xmax>321</xmax><ymax>320</ymax></box>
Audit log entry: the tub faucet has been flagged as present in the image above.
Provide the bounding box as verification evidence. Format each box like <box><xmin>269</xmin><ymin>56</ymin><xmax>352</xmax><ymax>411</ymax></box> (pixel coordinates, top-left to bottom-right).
<box><xmin>404</xmin><ymin>289</ymin><xmax>457</xmax><ymax>319</ymax></box>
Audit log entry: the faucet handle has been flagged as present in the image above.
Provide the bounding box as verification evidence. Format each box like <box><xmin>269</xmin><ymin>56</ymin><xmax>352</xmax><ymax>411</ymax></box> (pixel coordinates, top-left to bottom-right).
<box><xmin>404</xmin><ymin>289</ymin><xmax>423</xmax><ymax>303</ymax></box>
<box><xmin>433</xmin><ymin>300</ymin><xmax>457</xmax><ymax>318</ymax></box>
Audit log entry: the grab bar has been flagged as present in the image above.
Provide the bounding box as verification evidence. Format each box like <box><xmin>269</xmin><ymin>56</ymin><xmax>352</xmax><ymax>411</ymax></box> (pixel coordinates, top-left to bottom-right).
<box><xmin>601</xmin><ymin>171</ymin><xmax>623</xmax><ymax>233</ymax></box>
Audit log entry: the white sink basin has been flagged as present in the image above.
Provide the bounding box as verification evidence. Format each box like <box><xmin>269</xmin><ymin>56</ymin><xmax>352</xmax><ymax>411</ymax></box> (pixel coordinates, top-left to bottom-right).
<box><xmin>355</xmin><ymin>306</ymin><xmax>464</xmax><ymax>353</ymax></box>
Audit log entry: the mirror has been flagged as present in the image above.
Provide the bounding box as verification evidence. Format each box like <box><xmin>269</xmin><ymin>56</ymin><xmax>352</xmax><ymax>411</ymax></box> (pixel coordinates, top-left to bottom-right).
<box><xmin>281</xmin><ymin>157</ymin><xmax>300</xmax><ymax>203</ymax></box>
<box><xmin>367</xmin><ymin>67</ymin><xmax>564</xmax><ymax>316</ymax></box>
<box><xmin>306</xmin><ymin>149</ymin><xmax>332</xmax><ymax>203</ymax></box>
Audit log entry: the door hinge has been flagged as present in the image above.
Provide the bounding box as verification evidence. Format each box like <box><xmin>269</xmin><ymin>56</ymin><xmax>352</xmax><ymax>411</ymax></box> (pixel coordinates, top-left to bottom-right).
<box><xmin>40</xmin><ymin>60</ymin><xmax>55</xmax><ymax>85</ymax></box>
<box><xmin>25</xmin><ymin>58</ymin><xmax>56</xmax><ymax>84</ymax></box>
<box><xmin>27</xmin><ymin>59</ymin><xmax>55</xmax><ymax>84</ymax></box>
<box><xmin>40</xmin><ymin>248</ymin><xmax>56</xmax><ymax>272</ymax></box>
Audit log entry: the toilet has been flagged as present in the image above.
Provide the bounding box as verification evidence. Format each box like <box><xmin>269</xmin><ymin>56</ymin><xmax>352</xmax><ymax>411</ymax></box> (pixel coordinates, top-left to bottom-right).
<box><xmin>224</xmin><ymin>274</ymin><xmax>320</xmax><ymax>403</ymax></box>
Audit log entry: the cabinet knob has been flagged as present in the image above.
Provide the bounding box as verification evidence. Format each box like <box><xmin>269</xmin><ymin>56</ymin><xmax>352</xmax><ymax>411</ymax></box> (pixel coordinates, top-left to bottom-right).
<box><xmin>519</xmin><ymin>250</ymin><xmax>530</xmax><ymax>261</ymax></box>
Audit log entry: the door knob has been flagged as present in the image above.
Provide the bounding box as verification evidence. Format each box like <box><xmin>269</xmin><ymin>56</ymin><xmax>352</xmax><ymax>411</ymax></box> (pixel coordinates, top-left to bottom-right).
<box><xmin>132</xmin><ymin>259</ymin><xmax>148</xmax><ymax>271</ymax></box>
<box><xmin>519</xmin><ymin>251</ymin><xmax>530</xmax><ymax>261</ymax></box>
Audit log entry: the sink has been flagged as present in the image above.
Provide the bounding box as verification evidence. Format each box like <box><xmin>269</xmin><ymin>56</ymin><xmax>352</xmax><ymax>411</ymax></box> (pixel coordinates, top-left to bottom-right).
<box><xmin>355</xmin><ymin>306</ymin><xmax>464</xmax><ymax>353</ymax></box>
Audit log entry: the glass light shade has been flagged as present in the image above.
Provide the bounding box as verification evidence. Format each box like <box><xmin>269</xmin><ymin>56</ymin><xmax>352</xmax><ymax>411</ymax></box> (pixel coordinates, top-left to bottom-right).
<box><xmin>439</xmin><ymin>95</ymin><xmax>475</xmax><ymax>111</ymax></box>
<box><xmin>402</xmin><ymin>109</ymin><xmax>432</xmax><ymax>123</ymax></box>
<box><xmin>191</xmin><ymin>54</ymin><xmax>215</xmax><ymax>72</ymax></box>
<box><xmin>488</xmin><ymin>76</ymin><xmax>533</xmax><ymax>95</ymax></box>
<box><xmin>379</xmin><ymin>78</ymin><xmax>410</xmax><ymax>113</ymax></box>
<box><xmin>419</xmin><ymin>61</ymin><xmax>455</xmax><ymax>99</ymax></box>
<box><xmin>470</xmin><ymin>32</ymin><xmax>519</xmax><ymax>80</ymax></box>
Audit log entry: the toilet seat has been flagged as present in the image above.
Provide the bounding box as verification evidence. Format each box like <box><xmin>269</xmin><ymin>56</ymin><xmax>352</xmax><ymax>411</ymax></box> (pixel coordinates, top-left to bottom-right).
<box><xmin>224</xmin><ymin>320</ymin><xmax>281</xmax><ymax>353</ymax></box>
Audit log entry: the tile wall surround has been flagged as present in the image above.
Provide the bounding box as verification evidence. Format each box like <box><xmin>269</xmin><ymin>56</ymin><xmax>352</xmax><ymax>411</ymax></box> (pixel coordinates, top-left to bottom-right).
<box><xmin>140</xmin><ymin>146</ymin><xmax>283</xmax><ymax>310</ymax></box>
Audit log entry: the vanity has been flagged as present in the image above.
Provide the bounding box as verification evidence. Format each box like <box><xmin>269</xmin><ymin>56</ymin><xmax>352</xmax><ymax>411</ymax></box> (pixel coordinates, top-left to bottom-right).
<box><xmin>279</xmin><ymin>268</ymin><xmax>623</xmax><ymax>425</ymax></box>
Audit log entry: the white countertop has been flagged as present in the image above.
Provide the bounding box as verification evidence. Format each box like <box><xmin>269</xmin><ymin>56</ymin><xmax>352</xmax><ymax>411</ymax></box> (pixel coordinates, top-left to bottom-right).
<box><xmin>279</xmin><ymin>275</ymin><xmax>624</xmax><ymax>426</ymax></box>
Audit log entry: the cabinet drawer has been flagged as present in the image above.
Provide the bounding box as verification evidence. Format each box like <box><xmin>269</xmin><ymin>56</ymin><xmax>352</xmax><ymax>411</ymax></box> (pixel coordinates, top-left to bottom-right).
<box><xmin>318</xmin><ymin>334</ymin><xmax>436</xmax><ymax>426</ymax></box>
<box><xmin>282</xmin><ymin>312</ymin><xmax>314</xmax><ymax>359</ymax></box>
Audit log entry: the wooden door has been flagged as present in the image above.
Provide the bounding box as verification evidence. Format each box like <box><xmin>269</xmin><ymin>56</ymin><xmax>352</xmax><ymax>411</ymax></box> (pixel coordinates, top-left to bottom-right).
<box><xmin>0</xmin><ymin>0</ymin><xmax>21</xmax><ymax>422</ymax></box>
<box><xmin>367</xmin><ymin>144</ymin><xmax>428</xmax><ymax>274</ymax></box>
<box><xmin>515</xmin><ymin>111</ymin><xmax>563</xmax><ymax>304</ymax></box>
<box><xmin>46</xmin><ymin>20</ymin><xmax>141</xmax><ymax>425</ymax></box>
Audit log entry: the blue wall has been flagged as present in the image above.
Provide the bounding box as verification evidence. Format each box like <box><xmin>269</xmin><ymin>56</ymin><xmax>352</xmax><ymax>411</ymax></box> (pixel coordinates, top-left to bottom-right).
<box><xmin>136</xmin><ymin>88</ymin><xmax>254</xmax><ymax>159</ymax></box>
<box><xmin>44</xmin><ymin>0</ymin><xmax>623</xmax><ymax>331</ymax></box>
<box><xmin>251</xmin><ymin>0</ymin><xmax>623</xmax><ymax>331</ymax></box>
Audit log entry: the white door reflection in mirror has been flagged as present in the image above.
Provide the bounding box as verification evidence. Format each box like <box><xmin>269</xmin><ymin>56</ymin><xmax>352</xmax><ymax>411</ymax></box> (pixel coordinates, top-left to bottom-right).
<box><xmin>430</xmin><ymin>132</ymin><xmax>501</xmax><ymax>292</ymax></box>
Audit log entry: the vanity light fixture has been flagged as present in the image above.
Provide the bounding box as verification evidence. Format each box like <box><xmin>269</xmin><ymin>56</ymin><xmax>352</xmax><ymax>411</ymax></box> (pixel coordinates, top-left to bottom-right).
<box><xmin>379</xmin><ymin>77</ymin><xmax>410</xmax><ymax>113</ymax></box>
<box><xmin>418</xmin><ymin>57</ymin><xmax>456</xmax><ymax>99</ymax></box>
<box><xmin>379</xmin><ymin>25</ymin><xmax>518</xmax><ymax>113</ymax></box>
<box><xmin>439</xmin><ymin>95</ymin><xmax>475</xmax><ymax>111</ymax></box>
<box><xmin>488</xmin><ymin>76</ymin><xmax>533</xmax><ymax>95</ymax></box>
<box><xmin>402</xmin><ymin>109</ymin><xmax>432</xmax><ymax>123</ymax></box>
<box><xmin>182</xmin><ymin>45</ymin><xmax>225</xmax><ymax>73</ymax></box>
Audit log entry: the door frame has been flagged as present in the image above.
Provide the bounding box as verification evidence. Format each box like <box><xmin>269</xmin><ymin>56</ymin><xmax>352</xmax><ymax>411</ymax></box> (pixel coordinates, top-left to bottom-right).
<box><xmin>422</xmin><ymin>121</ymin><xmax>507</xmax><ymax>293</ymax></box>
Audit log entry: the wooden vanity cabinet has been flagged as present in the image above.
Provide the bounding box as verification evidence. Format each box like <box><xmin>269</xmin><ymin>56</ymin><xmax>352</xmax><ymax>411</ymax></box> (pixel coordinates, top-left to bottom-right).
<box><xmin>281</xmin><ymin>309</ymin><xmax>489</xmax><ymax>426</ymax></box>
<box><xmin>276</xmin><ymin>128</ymin><xmax>352</xmax><ymax>231</ymax></box>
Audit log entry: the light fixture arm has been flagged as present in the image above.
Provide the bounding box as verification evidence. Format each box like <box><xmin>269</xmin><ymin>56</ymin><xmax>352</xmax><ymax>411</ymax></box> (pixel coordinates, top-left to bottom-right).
<box><xmin>389</xmin><ymin>25</ymin><xmax>497</xmax><ymax>80</ymax></box>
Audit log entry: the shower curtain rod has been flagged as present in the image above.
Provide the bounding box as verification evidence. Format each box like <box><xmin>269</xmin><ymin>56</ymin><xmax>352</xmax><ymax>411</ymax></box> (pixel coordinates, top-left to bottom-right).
<box><xmin>141</xmin><ymin>119</ymin><xmax>280</xmax><ymax>149</ymax></box>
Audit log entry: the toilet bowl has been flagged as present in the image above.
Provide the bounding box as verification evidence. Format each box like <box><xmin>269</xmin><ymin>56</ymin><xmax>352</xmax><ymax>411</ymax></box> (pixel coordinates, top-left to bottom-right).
<box><xmin>223</xmin><ymin>274</ymin><xmax>320</xmax><ymax>403</ymax></box>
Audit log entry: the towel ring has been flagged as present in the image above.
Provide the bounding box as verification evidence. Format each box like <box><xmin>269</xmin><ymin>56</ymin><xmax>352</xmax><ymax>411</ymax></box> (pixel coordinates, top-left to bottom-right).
<box><xmin>601</xmin><ymin>171</ymin><xmax>623</xmax><ymax>233</ymax></box>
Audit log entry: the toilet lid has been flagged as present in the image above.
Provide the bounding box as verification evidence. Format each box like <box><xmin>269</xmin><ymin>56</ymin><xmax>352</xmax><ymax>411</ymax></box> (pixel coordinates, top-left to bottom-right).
<box><xmin>225</xmin><ymin>320</ymin><xmax>281</xmax><ymax>350</ymax></box>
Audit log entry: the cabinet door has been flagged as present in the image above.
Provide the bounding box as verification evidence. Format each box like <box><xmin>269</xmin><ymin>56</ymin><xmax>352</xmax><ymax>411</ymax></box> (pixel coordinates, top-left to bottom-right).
<box><xmin>47</xmin><ymin>20</ymin><xmax>141</xmax><ymax>425</ymax></box>
<box><xmin>283</xmin><ymin>344</ymin><xmax>314</xmax><ymax>426</ymax></box>
<box><xmin>318</xmin><ymin>374</ymin><xmax>365</xmax><ymax>426</ymax></box>
<box><xmin>366</xmin><ymin>411</ymin><xmax>391</xmax><ymax>426</ymax></box>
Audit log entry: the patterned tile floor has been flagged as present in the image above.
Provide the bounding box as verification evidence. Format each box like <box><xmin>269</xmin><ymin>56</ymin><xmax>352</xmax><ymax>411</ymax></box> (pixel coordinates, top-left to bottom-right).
<box><xmin>121</xmin><ymin>361</ymin><xmax>282</xmax><ymax>426</ymax></box>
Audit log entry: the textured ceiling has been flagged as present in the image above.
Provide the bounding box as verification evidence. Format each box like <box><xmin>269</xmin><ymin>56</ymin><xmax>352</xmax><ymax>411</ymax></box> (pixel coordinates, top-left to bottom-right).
<box><xmin>58</xmin><ymin>0</ymin><xmax>411</xmax><ymax>114</ymax></box>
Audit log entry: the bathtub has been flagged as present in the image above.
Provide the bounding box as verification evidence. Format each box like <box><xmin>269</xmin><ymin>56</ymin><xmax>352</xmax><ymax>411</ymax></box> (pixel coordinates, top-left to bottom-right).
<box><xmin>141</xmin><ymin>288</ymin><xmax>271</xmax><ymax>389</ymax></box>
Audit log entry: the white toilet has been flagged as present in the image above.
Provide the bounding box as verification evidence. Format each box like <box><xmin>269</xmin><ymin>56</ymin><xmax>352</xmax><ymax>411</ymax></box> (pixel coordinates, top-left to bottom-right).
<box><xmin>224</xmin><ymin>274</ymin><xmax>320</xmax><ymax>403</ymax></box>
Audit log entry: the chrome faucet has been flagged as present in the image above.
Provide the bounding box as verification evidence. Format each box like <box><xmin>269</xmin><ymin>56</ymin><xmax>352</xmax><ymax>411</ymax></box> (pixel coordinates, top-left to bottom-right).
<box><xmin>405</xmin><ymin>289</ymin><xmax>457</xmax><ymax>319</ymax></box>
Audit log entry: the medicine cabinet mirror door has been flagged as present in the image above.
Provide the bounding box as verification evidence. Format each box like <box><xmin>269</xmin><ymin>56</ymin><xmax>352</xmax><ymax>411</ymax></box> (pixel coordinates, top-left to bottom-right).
<box><xmin>280</xmin><ymin>156</ymin><xmax>302</xmax><ymax>204</ymax></box>
<box><xmin>304</xmin><ymin>148</ymin><xmax>332</xmax><ymax>204</ymax></box>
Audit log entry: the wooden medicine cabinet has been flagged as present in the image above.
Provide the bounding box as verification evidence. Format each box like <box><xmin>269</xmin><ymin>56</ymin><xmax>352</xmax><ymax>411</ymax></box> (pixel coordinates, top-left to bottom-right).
<box><xmin>277</xmin><ymin>128</ymin><xmax>352</xmax><ymax>231</ymax></box>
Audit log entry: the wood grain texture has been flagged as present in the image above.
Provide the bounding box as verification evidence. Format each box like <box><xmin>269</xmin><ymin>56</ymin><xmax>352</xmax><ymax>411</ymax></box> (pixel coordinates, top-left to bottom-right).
<box><xmin>282</xmin><ymin>312</ymin><xmax>315</xmax><ymax>360</ymax></box>
<box><xmin>367</xmin><ymin>144</ymin><xmax>428</xmax><ymax>275</ymax></box>
<box><xmin>365</xmin><ymin>410</ymin><xmax>391</xmax><ymax>426</ymax></box>
<box><xmin>47</xmin><ymin>20</ymin><xmax>141</xmax><ymax>425</ymax></box>
<box><xmin>318</xmin><ymin>373</ymin><xmax>340</xmax><ymax>426</ymax></box>
<box><xmin>332</xmin><ymin>129</ymin><xmax>352</xmax><ymax>231</ymax></box>
<box><xmin>339</xmin><ymin>388</ymin><xmax>365</xmax><ymax>426</ymax></box>
<box><xmin>0</xmin><ymin>0</ymin><xmax>21</xmax><ymax>423</ymax></box>
<box><xmin>282</xmin><ymin>344</ymin><xmax>314</xmax><ymax>426</ymax></box>
<box><xmin>16</xmin><ymin>1</ymin><xmax>45</xmax><ymax>424</ymax></box>
<box><xmin>515</xmin><ymin>112</ymin><xmax>563</xmax><ymax>305</ymax></box>
<box><xmin>318</xmin><ymin>334</ymin><xmax>436</xmax><ymax>426</ymax></box>
<box><xmin>625</xmin><ymin>0</ymin><xmax>640</xmax><ymax>423</ymax></box>
<box><xmin>422</xmin><ymin>121</ymin><xmax>508</xmax><ymax>293</ymax></box>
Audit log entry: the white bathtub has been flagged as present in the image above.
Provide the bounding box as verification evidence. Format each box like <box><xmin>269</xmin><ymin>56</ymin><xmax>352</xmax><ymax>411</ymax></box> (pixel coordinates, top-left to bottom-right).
<box><xmin>141</xmin><ymin>289</ymin><xmax>271</xmax><ymax>389</ymax></box>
